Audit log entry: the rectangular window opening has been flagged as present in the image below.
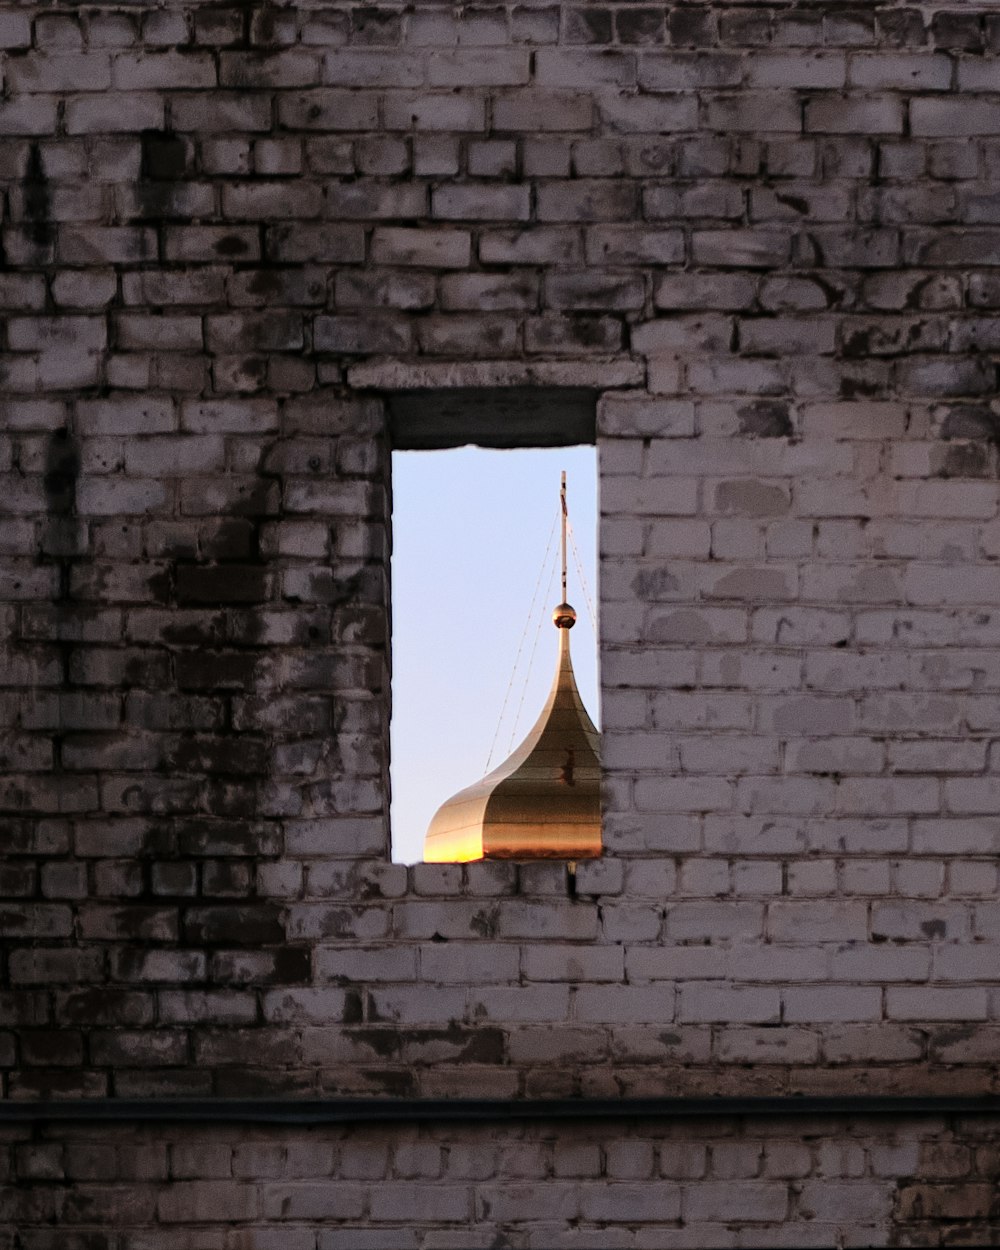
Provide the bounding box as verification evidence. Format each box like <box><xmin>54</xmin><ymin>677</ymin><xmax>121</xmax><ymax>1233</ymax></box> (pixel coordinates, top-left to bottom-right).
<box><xmin>387</xmin><ymin>389</ymin><xmax>599</xmax><ymax>865</ymax></box>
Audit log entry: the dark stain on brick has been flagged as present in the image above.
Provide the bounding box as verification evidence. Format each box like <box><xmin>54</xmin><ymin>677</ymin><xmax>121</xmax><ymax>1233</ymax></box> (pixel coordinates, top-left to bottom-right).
<box><xmin>331</xmin><ymin>862</ymin><xmax>389</xmax><ymax>902</ymax></box>
<box><xmin>22</xmin><ymin>142</ymin><xmax>54</xmax><ymax>248</ymax></box>
<box><xmin>218</xmin><ymin>1068</ymin><xmax>314</xmax><ymax>1098</ymax></box>
<box><xmin>632</xmin><ymin>567</ymin><xmax>680</xmax><ymax>599</ymax></box>
<box><xmin>361</xmin><ymin>1067</ymin><xmax>418</xmax><ymax>1096</ymax></box>
<box><xmin>176</xmin><ymin>565</ymin><xmax>270</xmax><ymax>604</ymax></box>
<box><xmin>44</xmin><ymin>427</ymin><xmax>80</xmax><ymax>521</ymax></box>
<box><xmin>204</xmin><ymin>519</ymin><xmax>257</xmax><ymax>561</ymax></box>
<box><xmin>738</xmin><ymin>400</ymin><xmax>793</xmax><ymax>438</ymax></box>
<box><xmin>350</xmin><ymin>1023</ymin><xmax>505</xmax><ymax>1065</ymax></box>
<box><xmin>247</xmin><ymin>269</ymin><xmax>284</xmax><ymax>297</ymax></box>
<box><xmin>931</xmin><ymin>10</ymin><xmax>983</xmax><ymax>51</ymax></box>
<box><xmin>615</xmin><ymin>6</ymin><xmax>664</xmax><ymax>43</ymax></box>
<box><xmin>458</xmin><ymin>1026</ymin><xmax>506</xmax><ymax>1064</ymax></box>
<box><xmin>931</xmin><ymin>1024</ymin><xmax>976</xmax><ymax>1048</ymax></box>
<box><xmin>810</xmin><ymin>274</ymin><xmax>845</xmax><ymax>309</ymax></box>
<box><xmin>921</xmin><ymin>918</ymin><xmax>947</xmax><ymax>940</ymax></box>
<box><xmin>668</xmin><ymin>6</ymin><xmax>716</xmax><ymax>45</ymax></box>
<box><xmin>839</xmin><ymin>372</ymin><xmax>882</xmax><ymax>399</ymax></box>
<box><xmin>939</xmin><ymin>405</ymin><xmax>1000</xmax><ymax>441</ymax></box>
<box><xmin>141</xmin><ymin>129</ymin><xmax>188</xmax><ymax>181</ymax></box>
<box><xmin>351</xmin><ymin>6</ymin><xmax>402</xmax><ymax>44</ymax></box>
<box><xmin>43</xmin><ymin>426</ymin><xmax>83</xmax><ymax>608</ymax></box>
<box><xmin>156</xmin><ymin>438</ymin><xmax>284</xmax><ymax>827</ymax></box>
<box><xmin>342</xmin><ymin>989</ymin><xmax>364</xmax><ymax>1023</ymax></box>
<box><xmin>252</xmin><ymin>1</ymin><xmax>279</xmax><ymax>44</ymax></box>
<box><xmin>841</xmin><ymin>328</ymin><xmax>873</xmax><ymax>359</ymax></box>
<box><xmin>184</xmin><ymin>905</ymin><xmax>286</xmax><ymax>945</ymax></box>
<box><xmin>21</xmin><ymin>1029</ymin><xmax>83</xmax><ymax>1066</ymax></box>
<box><xmin>215</xmin><ymin>233</ymin><xmax>252</xmax><ymax>257</ymax></box>
<box><xmin>177</xmin><ymin>819</ymin><xmax>281</xmax><ymax>857</ymax></box>
<box><xmin>55</xmin><ymin>988</ymin><xmax>153</xmax><ymax>1028</ymax></box>
<box><xmin>41</xmin><ymin>426</ymin><xmax>84</xmax><ymax>770</ymax></box>
<box><xmin>167</xmin><ymin>736</ymin><xmax>270</xmax><ymax>775</ymax></box>
<box><xmin>334</xmin><ymin>604</ymin><xmax>384</xmax><ymax>648</ymax></box>
<box><xmin>146</xmin><ymin>567</ymin><xmax>173</xmax><ymax>604</ymax></box>
<box><xmin>273</xmin><ymin>947</ymin><xmax>311</xmax><ymax>984</ymax></box>
<box><xmin>350</xmin><ymin>1026</ymin><xmax>401</xmax><ymax>1058</ymax></box>
<box><xmin>570</xmin><ymin>317</ymin><xmax>618</xmax><ymax>347</ymax></box>
<box><xmin>907</xmin><ymin>274</ymin><xmax>944</xmax><ymax>309</ymax></box>
<box><xmin>469</xmin><ymin>907</ymin><xmax>499</xmax><ymax>939</ymax></box>
<box><xmin>236</xmin><ymin>355</ymin><xmax>269</xmax><ymax>389</ymax></box>
<box><xmin>175</xmin><ymin>651</ymin><xmax>259</xmax><ymax>689</ymax></box>
<box><xmin>0</xmin><ymin>820</ymin><xmax>45</xmax><ymax>854</ymax></box>
<box><xmin>137</xmin><ymin>129</ymin><xmax>193</xmax><ymax>222</ymax></box>
<box><xmin>204</xmin><ymin>779</ymin><xmax>265</xmax><ymax>817</ymax></box>
<box><xmin>721</xmin><ymin>8</ymin><xmax>771</xmax><ymax>43</ymax></box>
<box><xmin>162</xmin><ymin>612</ymin><xmax>227</xmax><ymax>647</ymax></box>
<box><xmin>878</xmin><ymin>9</ymin><xmax>927</xmax><ymax>47</ymax></box>
<box><xmin>939</xmin><ymin>443</ymin><xmax>991</xmax><ymax>479</ymax></box>
<box><xmin>565</xmin><ymin>6</ymin><xmax>613</xmax><ymax>42</ymax></box>
<box><xmin>284</xmin><ymin>567</ymin><xmax>365</xmax><ymax>609</ymax></box>
<box><xmin>800</xmin><ymin>232</ymin><xmax>824</xmax><ymax>267</ymax></box>
<box><xmin>775</xmin><ymin>191</ymin><xmax>810</xmax><ymax>215</ymax></box>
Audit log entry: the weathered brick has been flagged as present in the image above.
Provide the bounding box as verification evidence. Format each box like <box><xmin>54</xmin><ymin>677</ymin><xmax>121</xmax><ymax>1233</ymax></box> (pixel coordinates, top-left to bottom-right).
<box><xmin>8</xmin><ymin>52</ymin><xmax>112</xmax><ymax>92</ymax></box>
<box><xmin>159</xmin><ymin>1182</ymin><xmax>258</xmax><ymax>1223</ymax></box>
<box><xmin>706</xmin><ymin>92</ymin><xmax>801</xmax><ymax>133</ymax></box>
<box><xmin>112</xmin><ymin>51</ymin><xmax>216</xmax><ymax>88</ymax></box>
<box><xmin>912</xmin><ymin>98</ymin><xmax>999</xmax><ymax>137</ymax></box>
<box><xmin>371</xmin><ymin>227</ymin><xmax>471</xmax><ymax>268</ymax></box>
<box><xmin>684</xmin><ymin>1181</ymin><xmax>788</xmax><ymax>1222</ymax></box>
<box><xmin>493</xmin><ymin>91</ymin><xmax>593</xmax><ymax>132</ymax></box>
<box><xmin>66</xmin><ymin>93</ymin><xmax>164</xmax><ymax>134</ymax></box>
<box><xmin>546</xmin><ymin>270</ymin><xmax>644</xmax><ymax>310</ymax></box>
<box><xmin>692</xmin><ymin>230</ymin><xmax>791</xmax><ymax>268</ymax></box>
<box><xmin>432</xmin><ymin>183</ymin><xmax>529</xmax><ymax>221</ymax></box>
<box><xmin>537</xmin><ymin>180</ymin><xmax>638</xmax><ymax>222</ymax></box>
<box><xmin>0</xmin><ymin>10</ymin><xmax>31</xmax><ymax>46</ymax></box>
<box><xmin>383</xmin><ymin>93</ymin><xmax>485</xmax><ymax>131</ymax></box>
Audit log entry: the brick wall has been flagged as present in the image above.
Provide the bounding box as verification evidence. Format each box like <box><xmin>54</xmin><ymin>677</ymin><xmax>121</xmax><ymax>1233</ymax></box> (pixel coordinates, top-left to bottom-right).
<box><xmin>3</xmin><ymin>0</ymin><xmax>1000</xmax><ymax>1240</ymax></box>
<box><xmin>6</xmin><ymin>1115</ymin><xmax>1000</xmax><ymax>1246</ymax></box>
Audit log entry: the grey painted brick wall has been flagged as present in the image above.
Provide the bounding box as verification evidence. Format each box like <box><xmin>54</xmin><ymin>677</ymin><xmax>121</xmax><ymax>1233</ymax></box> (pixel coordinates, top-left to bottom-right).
<box><xmin>3</xmin><ymin>0</ymin><xmax>1000</xmax><ymax>1242</ymax></box>
<box><xmin>5</xmin><ymin>1115</ymin><xmax>1000</xmax><ymax>1247</ymax></box>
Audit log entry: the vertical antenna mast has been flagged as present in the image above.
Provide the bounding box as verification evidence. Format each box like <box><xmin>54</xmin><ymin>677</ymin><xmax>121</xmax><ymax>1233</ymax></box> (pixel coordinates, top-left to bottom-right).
<box><xmin>560</xmin><ymin>470</ymin><xmax>568</xmax><ymax>604</ymax></box>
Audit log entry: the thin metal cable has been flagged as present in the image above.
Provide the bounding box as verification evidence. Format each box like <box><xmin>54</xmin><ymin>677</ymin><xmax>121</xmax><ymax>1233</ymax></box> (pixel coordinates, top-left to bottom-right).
<box><xmin>507</xmin><ymin>546</ymin><xmax>558</xmax><ymax>753</ymax></box>
<box><xmin>484</xmin><ymin>508</ymin><xmax>559</xmax><ymax>773</ymax></box>
<box><xmin>566</xmin><ymin>517</ymin><xmax>598</xmax><ymax>634</ymax></box>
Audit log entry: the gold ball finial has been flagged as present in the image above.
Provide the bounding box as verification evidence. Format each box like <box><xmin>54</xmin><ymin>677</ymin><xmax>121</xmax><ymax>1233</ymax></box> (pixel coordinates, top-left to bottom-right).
<box><xmin>553</xmin><ymin>602</ymin><xmax>577</xmax><ymax>629</ymax></box>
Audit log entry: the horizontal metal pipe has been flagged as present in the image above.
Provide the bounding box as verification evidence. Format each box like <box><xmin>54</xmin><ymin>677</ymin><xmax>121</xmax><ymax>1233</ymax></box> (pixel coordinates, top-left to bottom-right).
<box><xmin>2</xmin><ymin>1095</ymin><xmax>998</xmax><ymax>1124</ymax></box>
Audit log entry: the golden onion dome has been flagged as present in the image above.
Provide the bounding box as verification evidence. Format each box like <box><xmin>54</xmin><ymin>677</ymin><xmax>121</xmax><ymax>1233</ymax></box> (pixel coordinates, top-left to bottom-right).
<box><xmin>423</xmin><ymin>602</ymin><xmax>601</xmax><ymax>863</ymax></box>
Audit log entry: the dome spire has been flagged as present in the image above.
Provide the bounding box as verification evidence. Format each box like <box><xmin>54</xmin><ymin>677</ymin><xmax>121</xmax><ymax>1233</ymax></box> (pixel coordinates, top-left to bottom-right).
<box><xmin>552</xmin><ymin>470</ymin><xmax>577</xmax><ymax>631</ymax></box>
<box><xmin>424</xmin><ymin>472</ymin><xmax>601</xmax><ymax>863</ymax></box>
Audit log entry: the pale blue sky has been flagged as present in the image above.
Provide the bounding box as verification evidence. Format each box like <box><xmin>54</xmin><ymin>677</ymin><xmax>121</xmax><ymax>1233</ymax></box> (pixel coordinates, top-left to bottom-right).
<box><xmin>390</xmin><ymin>446</ymin><xmax>599</xmax><ymax>863</ymax></box>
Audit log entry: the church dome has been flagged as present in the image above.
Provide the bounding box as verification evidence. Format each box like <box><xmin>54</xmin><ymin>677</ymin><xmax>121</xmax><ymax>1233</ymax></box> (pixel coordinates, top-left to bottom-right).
<box><xmin>423</xmin><ymin>474</ymin><xmax>601</xmax><ymax>863</ymax></box>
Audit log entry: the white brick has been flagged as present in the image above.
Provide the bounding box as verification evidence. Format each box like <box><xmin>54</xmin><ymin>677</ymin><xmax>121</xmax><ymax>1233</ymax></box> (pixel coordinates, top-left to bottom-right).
<box><xmin>886</xmin><ymin>987</ymin><xmax>988</xmax><ymax>1021</ymax></box>
<box><xmin>66</xmin><ymin>93</ymin><xmax>163</xmax><ymax>133</ymax></box>
<box><xmin>683</xmin><ymin>1181</ymin><xmax>788</xmax><ymax>1222</ymax></box>
<box><xmin>782</xmin><ymin>986</ymin><xmax>882</xmax><ymax>1022</ymax></box>
<box><xmin>911</xmin><ymin>98</ymin><xmax>999</xmax><ymax>137</ymax></box>
<box><xmin>768</xmin><ymin>901</ymin><xmax>868</xmax><ymax>942</ymax></box>
<box><xmin>678</xmin><ymin>983</ymin><xmax>780</xmax><ymax>1023</ymax></box>
<box><xmin>523</xmin><ymin>945</ymin><xmax>624</xmax><ymax>982</ymax></box>
<box><xmin>575</xmin><ymin>984</ymin><xmax>674</xmax><ymax>1023</ymax></box>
